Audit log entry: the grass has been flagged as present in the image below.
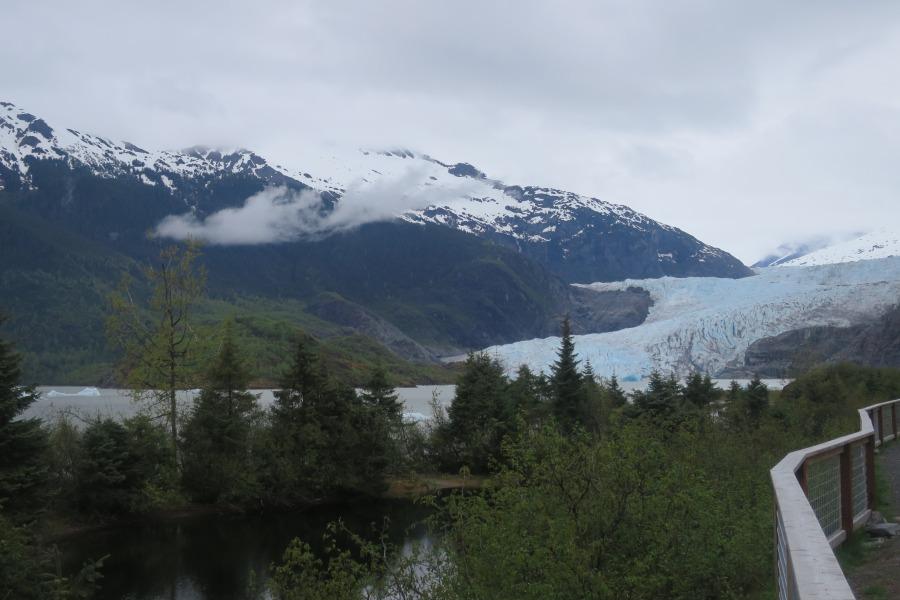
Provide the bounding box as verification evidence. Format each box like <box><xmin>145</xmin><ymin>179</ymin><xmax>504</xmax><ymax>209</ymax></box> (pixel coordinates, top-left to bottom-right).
<box><xmin>860</xmin><ymin>585</ymin><xmax>889</xmax><ymax>599</ymax></box>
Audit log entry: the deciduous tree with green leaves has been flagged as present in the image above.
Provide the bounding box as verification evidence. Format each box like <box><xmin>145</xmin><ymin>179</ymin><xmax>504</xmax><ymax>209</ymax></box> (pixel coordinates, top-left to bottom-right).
<box><xmin>107</xmin><ymin>242</ymin><xmax>206</xmax><ymax>463</ymax></box>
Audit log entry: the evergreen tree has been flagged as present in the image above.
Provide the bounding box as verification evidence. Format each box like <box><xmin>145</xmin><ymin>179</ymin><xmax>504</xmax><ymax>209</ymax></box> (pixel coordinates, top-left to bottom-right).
<box><xmin>581</xmin><ymin>362</ymin><xmax>609</xmax><ymax>433</ymax></box>
<box><xmin>181</xmin><ymin>321</ymin><xmax>260</xmax><ymax>504</ymax></box>
<box><xmin>272</xmin><ymin>338</ymin><xmax>323</xmax><ymax>423</ymax></box>
<box><xmin>263</xmin><ymin>338</ymin><xmax>329</xmax><ymax>505</ymax></box>
<box><xmin>264</xmin><ymin>338</ymin><xmax>390</xmax><ymax>504</ymax></box>
<box><xmin>447</xmin><ymin>353</ymin><xmax>510</xmax><ymax>472</ymax></box>
<box><xmin>744</xmin><ymin>376</ymin><xmax>769</xmax><ymax>426</ymax></box>
<box><xmin>727</xmin><ymin>380</ymin><xmax>743</xmax><ymax>403</ymax></box>
<box><xmin>682</xmin><ymin>373</ymin><xmax>717</xmax><ymax>410</ymax></box>
<box><xmin>359</xmin><ymin>364</ymin><xmax>402</xmax><ymax>422</ymax></box>
<box><xmin>606</xmin><ymin>374</ymin><xmax>627</xmax><ymax>409</ymax></box>
<box><xmin>583</xmin><ymin>360</ymin><xmax>596</xmax><ymax>384</ymax></box>
<box><xmin>76</xmin><ymin>419</ymin><xmax>137</xmax><ymax>514</ymax></box>
<box><xmin>507</xmin><ymin>364</ymin><xmax>545</xmax><ymax>424</ymax></box>
<box><xmin>360</xmin><ymin>365</ymin><xmax>405</xmax><ymax>473</ymax></box>
<box><xmin>551</xmin><ymin>316</ymin><xmax>584</xmax><ymax>429</ymax></box>
<box><xmin>630</xmin><ymin>371</ymin><xmax>682</xmax><ymax>422</ymax></box>
<box><xmin>0</xmin><ymin>324</ymin><xmax>48</xmax><ymax>516</ymax></box>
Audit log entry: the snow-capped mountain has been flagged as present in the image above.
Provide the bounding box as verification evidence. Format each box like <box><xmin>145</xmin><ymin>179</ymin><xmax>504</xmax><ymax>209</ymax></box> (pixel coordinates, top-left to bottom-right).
<box><xmin>477</xmin><ymin>257</ymin><xmax>900</xmax><ymax>379</ymax></box>
<box><xmin>752</xmin><ymin>237</ymin><xmax>836</xmax><ymax>268</ymax></box>
<box><xmin>777</xmin><ymin>230</ymin><xmax>900</xmax><ymax>267</ymax></box>
<box><xmin>0</xmin><ymin>101</ymin><xmax>749</xmax><ymax>282</ymax></box>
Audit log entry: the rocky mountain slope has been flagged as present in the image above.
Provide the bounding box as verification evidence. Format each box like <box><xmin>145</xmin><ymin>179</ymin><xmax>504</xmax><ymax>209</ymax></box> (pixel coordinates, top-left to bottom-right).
<box><xmin>0</xmin><ymin>101</ymin><xmax>749</xmax><ymax>283</ymax></box>
<box><xmin>0</xmin><ymin>100</ymin><xmax>754</xmax><ymax>383</ymax></box>
<box><xmin>725</xmin><ymin>303</ymin><xmax>900</xmax><ymax>377</ymax></box>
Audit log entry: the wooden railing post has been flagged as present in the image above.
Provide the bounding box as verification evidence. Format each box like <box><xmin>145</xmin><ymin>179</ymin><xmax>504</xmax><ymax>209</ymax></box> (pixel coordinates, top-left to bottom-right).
<box><xmin>891</xmin><ymin>402</ymin><xmax>897</xmax><ymax>440</ymax></box>
<box><xmin>840</xmin><ymin>443</ymin><xmax>853</xmax><ymax>534</ymax></box>
<box><xmin>879</xmin><ymin>406</ymin><xmax>885</xmax><ymax>445</ymax></box>
<box><xmin>866</xmin><ymin>436</ymin><xmax>876</xmax><ymax>508</ymax></box>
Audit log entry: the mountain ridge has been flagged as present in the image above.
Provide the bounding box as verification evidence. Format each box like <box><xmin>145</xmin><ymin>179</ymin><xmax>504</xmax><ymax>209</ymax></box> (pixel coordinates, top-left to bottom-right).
<box><xmin>0</xmin><ymin>100</ymin><xmax>750</xmax><ymax>283</ymax></box>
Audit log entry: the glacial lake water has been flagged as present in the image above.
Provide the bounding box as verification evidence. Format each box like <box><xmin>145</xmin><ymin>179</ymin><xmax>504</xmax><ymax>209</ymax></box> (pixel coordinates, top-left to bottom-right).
<box><xmin>26</xmin><ymin>378</ymin><xmax>791</xmax><ymax>424</ymax></box>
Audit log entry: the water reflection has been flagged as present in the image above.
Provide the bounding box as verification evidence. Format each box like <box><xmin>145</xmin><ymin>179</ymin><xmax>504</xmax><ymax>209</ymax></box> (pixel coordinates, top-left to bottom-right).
<box><xmin>60</xmin><ymin>499</ymin><xmax>432</xmax><ymax>600</ymax></box>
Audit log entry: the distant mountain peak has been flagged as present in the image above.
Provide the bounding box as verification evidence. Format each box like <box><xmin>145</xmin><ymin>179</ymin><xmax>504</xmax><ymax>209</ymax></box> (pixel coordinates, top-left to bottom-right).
<box><xmin>777</xmin><ymin>230</ymin><xmax>900</xmax><ymax>267</ymax></box>
<box><xmin>0</xmin><ymin>100</ymin><xmax>751</xmax><ymax>282</ymax></box>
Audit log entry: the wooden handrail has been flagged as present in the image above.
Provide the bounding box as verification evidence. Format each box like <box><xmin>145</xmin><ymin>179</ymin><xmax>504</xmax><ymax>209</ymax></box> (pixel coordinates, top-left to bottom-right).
<box><xmin>770</xmin><ymin>398</ymin><xmax>899</xmax><ymax>600</ymax></box>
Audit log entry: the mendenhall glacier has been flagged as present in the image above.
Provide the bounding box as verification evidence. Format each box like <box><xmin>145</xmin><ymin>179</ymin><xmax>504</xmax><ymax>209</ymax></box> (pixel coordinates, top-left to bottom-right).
<box><xmin>477</xmin><ymin>254</ymin><xmax>900</xmax><ymax>380</ymax></box>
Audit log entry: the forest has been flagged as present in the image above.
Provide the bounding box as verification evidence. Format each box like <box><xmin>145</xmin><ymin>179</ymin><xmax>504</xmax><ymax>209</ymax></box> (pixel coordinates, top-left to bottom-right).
<box><xmin>3</xmin><ymin>245</ymin><xmax>900</xmax><ymax>599</ymax></box>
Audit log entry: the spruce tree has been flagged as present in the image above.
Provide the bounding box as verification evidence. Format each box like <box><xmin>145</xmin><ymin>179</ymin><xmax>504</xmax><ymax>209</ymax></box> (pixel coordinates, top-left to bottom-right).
<box><xmin>606</xmin><ymin>374</ymin><xmax>627</xmax><ymax>408</ymax></box>
<box><xmin>181</xmin><ymin>321</ymin><xmax>259</xmax><ymax>504</ymax></box>
<box><xmin>507</xmin><ymin>364</ymin><xmax>543</xmax><ymax>423</ymax></box>
<box><xmin>581</xmin><ymin>361</ymin><xmax>608</xmax><ymax>433</ymax></box>
<box><xmin>727</xmin><ymin>380</ymin><xmax>743</xmax><ymax>403</ymax></box>
<box><xmin>551</xmin><ymin>316</ymin><xmax>584</xmax><ymax>429</ymax></box>
<box><xmin>744</xmin><ymin>376</ymin><xmax>769</xmax><ymax>426</ymax></box>
<box><xmin>682</xmin><ymin>373</ymin><xmax>717</xmax><ymax>410</ymax></box>
<box><xmin>631</xmin><ymin>371</ymin><xmax>681</xmax><ymax>422</ymax></box>
<box><xmin>0</xmin><ymin>324</ymin><xmax>48</xmax><ymax>516</ymax></box>
<box><xmin>448</xmin><ymin>353</ymin><xmax>510</xmax><ymax>472</ymax></box>
<box><xmin>264</xmin><ymin>337</ymin><xmax>327</xmax><ymax>505</ymax></box>
<box><xmin>360</xmin><ymin>365</ymin><xmax>402</xmax><ymax>422</ymax></box>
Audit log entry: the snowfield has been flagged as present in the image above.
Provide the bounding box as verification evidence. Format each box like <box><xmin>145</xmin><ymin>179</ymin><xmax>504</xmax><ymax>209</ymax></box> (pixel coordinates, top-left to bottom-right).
<box><xmin>480</xmin><ymin>256</ymin><xmax>900</xmax><ymax>379</ymax></box>
<box><xmin>778</xmin><ymin>230</ymin><xmax>900</xmax><ymax>267</ymax></box>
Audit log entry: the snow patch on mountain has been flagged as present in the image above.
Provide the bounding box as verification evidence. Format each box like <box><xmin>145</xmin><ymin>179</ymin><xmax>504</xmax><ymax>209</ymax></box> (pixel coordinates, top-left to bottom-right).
<box><xmin>0</xmin><ymin>101</ymin><xmax>737</xmax><ymax>267</ymax></box>
<box><xmin>479</xmin><ymin>257</ymin><xmax>900</xmax><ymax>379</ymax></box>
<box><xmin>778</xmin><ymin>230</ymin><xmax>900</xmax><ymax>267</ymax></box>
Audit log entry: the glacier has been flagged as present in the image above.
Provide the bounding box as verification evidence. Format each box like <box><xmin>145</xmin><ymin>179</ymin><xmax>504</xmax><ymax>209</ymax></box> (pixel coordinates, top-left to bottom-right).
<box><xmin>480</xmin><ymin>256</ymin><xmax>900</xmax><ymax>379</ymax></box>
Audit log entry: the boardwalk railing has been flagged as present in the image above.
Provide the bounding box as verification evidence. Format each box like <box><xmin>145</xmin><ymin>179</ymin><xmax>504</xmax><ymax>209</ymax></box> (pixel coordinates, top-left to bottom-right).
<box><xmin>771</xmin><ymin>398</ymin><xmax>899</xmax><ymax>599</ymax></box>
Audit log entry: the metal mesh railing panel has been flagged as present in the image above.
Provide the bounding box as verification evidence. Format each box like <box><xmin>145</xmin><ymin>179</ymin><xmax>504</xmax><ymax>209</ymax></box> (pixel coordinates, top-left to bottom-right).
<box><xmin>806</xmin><ymin>454</ymin><xmax>842</xmax><ymax>537</ymax></box>
<box><xmin>775</xmin><ymin>507</ymin><xmax>794</xmax><ymax>600</ymax></box>
<box><xmin>851</xmin><ymin>443</ymin><xmax>867</xmax><ymax>517</ymax></box>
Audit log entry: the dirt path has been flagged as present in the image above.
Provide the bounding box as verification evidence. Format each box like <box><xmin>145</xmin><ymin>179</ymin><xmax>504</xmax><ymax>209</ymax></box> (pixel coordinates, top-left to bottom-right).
<box><xmin>845</xmin><ymin>441</ymin><xmax>900</xmax><ymax>599</ymax></box>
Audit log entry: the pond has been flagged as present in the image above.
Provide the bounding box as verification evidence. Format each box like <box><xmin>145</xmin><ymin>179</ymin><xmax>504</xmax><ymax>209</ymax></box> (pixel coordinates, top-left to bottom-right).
<box><xmin>59</xmin><ymin>499</ymin><xmax>433</xmax><ymax>600</ymax></box>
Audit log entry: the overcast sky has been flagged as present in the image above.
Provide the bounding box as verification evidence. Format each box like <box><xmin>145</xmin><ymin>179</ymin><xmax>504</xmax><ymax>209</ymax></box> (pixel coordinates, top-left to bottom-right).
<box><xmin>6</xmin><ymin>0</ymin><xmax>900</xmax><ymax>262</ymax></box>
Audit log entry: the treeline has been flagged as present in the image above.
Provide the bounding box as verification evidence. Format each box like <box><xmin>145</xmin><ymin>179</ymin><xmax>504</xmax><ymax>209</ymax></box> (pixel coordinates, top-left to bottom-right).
<box><xmin>262</xmin><ymin>349</ymin><xmax>900</xmax><ymax>599</ymax></box>
<box><xmin>0</xmin><ymin>313</ymin><xmax>413</xmax><ymax>598</ymax></box>
<box><xmin>427</xmin><ymin>317</ymin><xmax>774</xmax><ymax>475</ymax></box>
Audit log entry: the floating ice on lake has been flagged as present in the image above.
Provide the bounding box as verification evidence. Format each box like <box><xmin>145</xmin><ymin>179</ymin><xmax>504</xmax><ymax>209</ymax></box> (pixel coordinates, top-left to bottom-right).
<box><xmin>403</xmin><ymin>412</ymin><xmax>430</xmax><ymax>423</ymax></box>
<box><xmin>44</xmin><ymin>387</ymin><xmax>102</xmax><ymax>397</ymax></box>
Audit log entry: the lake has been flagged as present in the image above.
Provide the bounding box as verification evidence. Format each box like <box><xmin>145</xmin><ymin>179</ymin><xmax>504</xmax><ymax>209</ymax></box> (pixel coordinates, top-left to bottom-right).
<box><xmin>26</xmin><ymin>378</ymin><xmax>791</xmax><ymax>424</ymax></box>
<box><xmin>25</xmin><ymin>385</ymin><xmax>458</xmax><ymax>424</ymax></box>
<box><xmin>59</xmin><ymin>499</ymin><xmax>433</xmax><ymax>600</ymax></box>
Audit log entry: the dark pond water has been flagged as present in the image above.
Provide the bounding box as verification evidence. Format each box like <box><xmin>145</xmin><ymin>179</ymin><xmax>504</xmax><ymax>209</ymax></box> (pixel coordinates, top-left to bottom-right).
<box><xmin>59</xmin><ymin>499</ymin><xmax>433</xmax><ymax>600</ymax></box>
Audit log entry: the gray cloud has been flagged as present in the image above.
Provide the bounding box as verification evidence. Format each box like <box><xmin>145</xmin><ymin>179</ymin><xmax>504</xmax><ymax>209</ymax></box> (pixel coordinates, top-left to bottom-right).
<box><xmin>6</xmin><ymin>0</ymin><xmax>900</xmax><ymax>262</ymax></box>
<box><xmin>155</xmin><ymin>166</ymin><xmax>483</xmax><ymax>244</ymax></box>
